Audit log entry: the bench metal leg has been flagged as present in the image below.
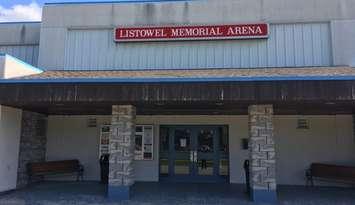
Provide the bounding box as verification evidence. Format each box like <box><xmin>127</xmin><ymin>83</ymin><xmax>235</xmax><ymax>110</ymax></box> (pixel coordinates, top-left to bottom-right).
<box><xmin>306</xmin><ymin>176</ymin><xmax>314</xmax><ymax>187</ymax></box>
<box><xmin>77</xmin><ymin>171</ymin><xmax>84</xmax><ymax>181</ymax></box>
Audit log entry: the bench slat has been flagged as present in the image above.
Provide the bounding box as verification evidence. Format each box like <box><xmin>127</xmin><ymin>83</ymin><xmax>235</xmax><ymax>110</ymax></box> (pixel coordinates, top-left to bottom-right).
<box><xmin>27</xmin><ymin>160</ymin><xmax>83</xmax><ymax>178</ymax></box>
<box><xmin>308</xmin><ymin>163</ymin><xmax>355</xmax><ymax>184</ymax></box>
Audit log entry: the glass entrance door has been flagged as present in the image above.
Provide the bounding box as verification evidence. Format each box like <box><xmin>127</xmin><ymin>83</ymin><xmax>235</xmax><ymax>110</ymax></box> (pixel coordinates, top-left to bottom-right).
<box><xmin>173</xmin><ymin>128</ymin><xmax>193</xmax><ymax>176</ymax></box>
<box><xmin>159</xmin><ymin>125</ymin><xmax>229</xmax><ymax>183</ymax></box>
<box><xmin>195</xmin><ymin>128</ymin><xmax>217</xmax><ymax>177</ymax></box>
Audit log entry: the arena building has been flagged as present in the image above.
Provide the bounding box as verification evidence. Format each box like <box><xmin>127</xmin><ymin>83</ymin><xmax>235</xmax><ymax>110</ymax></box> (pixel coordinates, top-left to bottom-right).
<box><xmin>1</xmin><ymin>0</ymin><xmax>355</xmax><ymax>203</ymax></box>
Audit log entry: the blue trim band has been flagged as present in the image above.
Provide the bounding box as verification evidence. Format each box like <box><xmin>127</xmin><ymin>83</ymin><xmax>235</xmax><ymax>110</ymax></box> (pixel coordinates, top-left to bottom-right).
<box><xmin>1</xmin><ymin>75</ymin><xmax>355</xmax><ymax>84</ymax></box>
<box><xmin>107</xmin><ymin>185</ymin><xmax>132</xmax><ymax>201</ymax></box>
<box><xmin>251</xmin><ymin>189</ymin><xmax>277</xmax><ymax>203</ymax></box>
<box><xmin>45</xmin><ymin>0</ymin><xmax>193</xmax><ymax>6</ymax></box>
<box><xmin>2</xmin><ymin>54</ymin><xmax>44</xmax><ymax>73</ymax></box>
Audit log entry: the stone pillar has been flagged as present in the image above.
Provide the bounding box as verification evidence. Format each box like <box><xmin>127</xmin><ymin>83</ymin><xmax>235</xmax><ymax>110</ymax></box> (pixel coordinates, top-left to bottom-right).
<box><xmin>248</xmin><ymin>105</ymin><xmax>277</xmax><ymax>203</ymax></box>
<box><xmin>108</xmin><ymin>105</ymin><xmax>136</xmax><ymax>200</ymax></box>
<box><xmin>17</xmin><ymin>111</ymin><xmax>47</xmax><ymax>188</ymax></box>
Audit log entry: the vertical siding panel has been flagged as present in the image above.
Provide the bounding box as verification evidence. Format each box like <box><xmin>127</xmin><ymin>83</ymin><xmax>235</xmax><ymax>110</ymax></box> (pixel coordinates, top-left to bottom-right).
<box><xmin>193</xmin><ymin>42</ymin><xmax>199</xmax><ymax>68</ymax></box>
<box><xmin>170</xmin><ymin>44</ymin><xmax>177</xmax><ymax>69</ymax></box>
<box><xmin>293</xmin><ymin>24</ymin><xmax>304</xmax><ymax>66</ymax></box>
<box><xmin>80</xmin><ymin>31</ymin><xmax>86</xmax><ymax>69</ymax></box>
<box><xmin>24</xmin><ymin>46</ymin><xmax>31</xmax><ymax>64</ymax></box>
<box><xmin>321</xmin><ymin>23</ymin><xmax>332</xmax><ymax>65</ymax></box>
<box><xmin>63</xmin><ymin>31</ymin><xmax>69</xmax><ymax>68</ymax></box>
<box><xmin>19</xmin><ymin>46</ymin><xmax>25</xmax><ymax>63</ymax></box>
<box><xmin>225</xmin><ymin>41</ymin><xmax>232</xmax><ymax>68</ymax></box>
<box><xmin>120</xmin><ymin>43</ymin><xmax>128</xmax><ymax>69</ymax></box>
<box><xmin>303</xmin><ymin>24</ymin><xmax>313</xmax><ymax>66</ymax></box>
<box><xmin>107</xmin><ymin>30</ymin><xmax>115</xmax><ymax>69</ymax></box>
<box><xmin>240</xmin><ymin>42</ymin><xmax>248</xmax><ymax>68</ymax></box>
<box><xmin>312</xmin><ymin>24</ymin><xmax>322</xmax><ymax>66</ymax></box>
<box><xmin>76</xmin><ymin>32</ymin><xmax>81</xmax><ymax>69</ymax></box>
<box><xmin>258</xmin><ymin>40</ymin><xmax>267</xmax><ymax>67</ymax></box>
<box><xmin>196</xmin><ymin>42</ymin><xmax>203</xmax><ymax>68</ymax></box>
<box><xmin>98</xmin><ymin>31</ymin><xmax>105</xmax><ymax>69</ymax></box>
<box><xmin>65</xmin><ymin>31</ymin><xmax>70</xmax><ymax>69</ymax></box>
<box><xmin>113</xmin><ymin>34</ymin><xmax>120</xmax><ymax>69</ymax></box>
<box><xmin>215</xmin><ymin>43</ymin><xmax>223</xmax><ymax>68</ymax></box>
<box><xmin>267</xmin><ymin>26</ymin><xmax>277</xmax><ymax>67</ymax></box>
<box><xmin>249</xmin><ymin>41</ymin><xmax>258</xmax><ymax>68</ymax></box>
<box><xmin>129</xmin><ymin>43</ymin><xmax>136</xmax><ymax>69</ymax></box>
<box><xmin>276</xmin><ymin>25</ymin><xmax>287</xmax><ymax>67</ymax></box>
<box><xmin>238</xmin><ymin>44</ymin><xmax>242</xmax><ymax>68</ymax></box>
<box><xmin>89</xmin><ymin>31</ymin><xmax>95</xmax><ymax>69</ymax></box>
<box><xmin>71</xmin><ymin>31</ymin><xmax>77</xmax><ymax>69</ymax></box>
<box><xmin>285</xmin><ymin>24</ymin><xmax>295</xmax><ymax>67</ymax></box>
<box><xmin>205</xmin><ymin>43</ymin><xmax>213</xmax><ymax>69</ymax></box>
<box><xmin>185</xmin><ymin>43</ymin><xmax>191</xmax><ymax>69</ymax></box>
<box><xmin>232</xmin><ymin>43</ymin><xmax>240</xmax><ymax>68</ymax></box>
<box><xmin>95</xmin><ymin>31</ymin><xmax>102</xmax><ymax>69</ymax></box>
<box><xmin>33</xmin><ymin>46</ymin><xmax>39</xmax><ymax>67</ymax></box>
<box><xmin>228</xmin><ymin>41</ymin><xmax>234</xmax><ymax>68</ymax></box>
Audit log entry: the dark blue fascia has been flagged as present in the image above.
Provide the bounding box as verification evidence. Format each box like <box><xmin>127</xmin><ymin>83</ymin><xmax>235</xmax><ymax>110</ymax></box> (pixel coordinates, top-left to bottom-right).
<box><xmin>1</xmin><ymin>75</ymin><xmax>355</xmax><ymax>84</ymax></box>
<box><xmin>45</xmin><ymin>0</ymin><xmax>194</xmax><ymax>6</ymax></box>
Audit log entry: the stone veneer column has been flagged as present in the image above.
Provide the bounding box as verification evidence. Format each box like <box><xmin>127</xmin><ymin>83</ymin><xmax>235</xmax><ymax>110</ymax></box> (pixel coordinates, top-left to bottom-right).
<box><xmin>248</xmin><ymin>105</ymin><xmax>277</xmax><ymax>203</ymax></box>
<box><xmin>17</xmin><ymin>111</ymin><xmax>47</xmax><ymax>188</ymax></box>
<box><xmin>108</xmin><ymin>105</ymin><xmax>136</xmax><ymax>200</ymax></box>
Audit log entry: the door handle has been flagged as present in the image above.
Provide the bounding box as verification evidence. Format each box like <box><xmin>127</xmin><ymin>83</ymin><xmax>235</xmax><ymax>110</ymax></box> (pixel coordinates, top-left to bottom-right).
<box><xmin>190</xmin><ymin>151</ymin><xmax>198</xmax><ymax>163</ymax></box>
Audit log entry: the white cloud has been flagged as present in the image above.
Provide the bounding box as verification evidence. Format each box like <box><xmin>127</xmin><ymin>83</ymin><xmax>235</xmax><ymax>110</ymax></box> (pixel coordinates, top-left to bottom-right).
<box><xmin>0</xmin><ymin>2</ymin><xmax>42</xmax><ymax>22</ymax></box>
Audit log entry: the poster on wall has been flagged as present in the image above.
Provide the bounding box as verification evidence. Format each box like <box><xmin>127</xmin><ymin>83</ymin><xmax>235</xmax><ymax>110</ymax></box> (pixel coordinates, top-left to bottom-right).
<box><xmin>98</xmin><ymin>124</ymin><xmax>154</xmax><ymax>160</ymax></box>
<box><xmin>135</xmin><ymin>125</ymin><xmax>154</xmax><ymax>160</ymax></box>
<box><xmin>99</xmin><ymin>125</ymin><xmax>111</xmax><ymax>157</ymax></box>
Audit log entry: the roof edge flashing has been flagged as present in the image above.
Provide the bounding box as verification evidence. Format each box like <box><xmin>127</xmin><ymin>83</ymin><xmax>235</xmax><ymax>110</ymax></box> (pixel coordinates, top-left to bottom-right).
<box><xmin>1</xmin><ymin>75</ymin><xmax>355</xmax><ymax>84</ymax></box>
<box><xmin>45</xmin><ymin>0</ymin><xmax>193</xmax><ymax>6</ymax></box>
<box><xmin>0</xmin><ymin>21</ymin><xmax>41</xmax><ymax>24</ymax></box>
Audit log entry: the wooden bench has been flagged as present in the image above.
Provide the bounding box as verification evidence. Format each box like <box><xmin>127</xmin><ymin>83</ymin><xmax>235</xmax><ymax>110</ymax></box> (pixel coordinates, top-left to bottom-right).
<box><xmin>306</xmin><ymin>163</ymin><xmax>355</xmax><ymax>186</ymax></box>
<box><xmin>27</xmin><ymin>160</ymin><xmax>84</xmax><ymax>183</ymax></box>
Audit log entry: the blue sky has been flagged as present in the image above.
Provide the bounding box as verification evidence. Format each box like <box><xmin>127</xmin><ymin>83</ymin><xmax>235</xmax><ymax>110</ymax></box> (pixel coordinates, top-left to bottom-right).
<box><xmin>1</xmin><ymin>0</ymin><xmax>176</xmax><ymax>22</ymax></box>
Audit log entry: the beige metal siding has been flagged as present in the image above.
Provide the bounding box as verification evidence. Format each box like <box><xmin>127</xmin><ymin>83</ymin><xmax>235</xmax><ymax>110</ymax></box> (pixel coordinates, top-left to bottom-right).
<box><xmin>63</xmin><ymin>23</ymin><xmax>331</xmax><ymax>70</ymax></box>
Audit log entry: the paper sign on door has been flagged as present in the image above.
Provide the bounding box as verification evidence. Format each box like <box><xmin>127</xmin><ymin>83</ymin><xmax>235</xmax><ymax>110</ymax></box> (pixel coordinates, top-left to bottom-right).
<box><xmin>180</xmin><ymin>138</ymin><xmax>187</xmax><ymax>147</ymax></box>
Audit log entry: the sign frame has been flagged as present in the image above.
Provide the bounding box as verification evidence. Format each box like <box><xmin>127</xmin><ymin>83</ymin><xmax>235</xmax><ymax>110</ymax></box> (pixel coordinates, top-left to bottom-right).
<box><xmin>114</xmin><ymin>23</ymin><xmax>269</xmax><ymax>42</ymax></box>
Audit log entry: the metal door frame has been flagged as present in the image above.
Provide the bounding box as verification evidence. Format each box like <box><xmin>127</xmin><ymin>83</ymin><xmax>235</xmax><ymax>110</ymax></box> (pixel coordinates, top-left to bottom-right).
<box><xmin>159</xmin><ymin>125</ymin><xmax>229</xmax><ymax>183</ymax></box>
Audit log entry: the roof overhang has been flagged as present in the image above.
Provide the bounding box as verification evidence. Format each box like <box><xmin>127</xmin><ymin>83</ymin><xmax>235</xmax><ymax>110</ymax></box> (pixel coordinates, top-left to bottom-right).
<box><xmin>0</xmin><ymin>80</ymin><xmax>355</xmax><ymax>115</ymax></box>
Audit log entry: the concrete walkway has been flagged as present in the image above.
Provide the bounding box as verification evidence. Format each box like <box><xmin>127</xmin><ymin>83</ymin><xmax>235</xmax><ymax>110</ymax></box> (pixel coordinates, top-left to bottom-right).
<box><xmin>1</xmin><ymin>182</ymin><xmax>355</xmax><ymax>205</ymax></box>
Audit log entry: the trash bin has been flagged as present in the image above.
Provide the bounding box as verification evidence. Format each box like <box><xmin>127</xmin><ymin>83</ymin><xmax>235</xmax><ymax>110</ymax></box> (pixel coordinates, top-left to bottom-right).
<box><xmin>243</xmin><ymin>159</ymin><xmax>250</xmax><ymax>194</ymax></box>
<box><xmin>100</xmin><ymin>154</ymin><xmax>109</xmax><ymax>184</ymax></box>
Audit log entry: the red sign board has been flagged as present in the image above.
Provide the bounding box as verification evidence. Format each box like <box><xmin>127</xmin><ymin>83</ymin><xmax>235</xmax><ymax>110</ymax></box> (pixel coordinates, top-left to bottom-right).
<box><xmin>115</xmin><ymin>23</ymin><xmax>268</xmax><ymax>42</ymax></box>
